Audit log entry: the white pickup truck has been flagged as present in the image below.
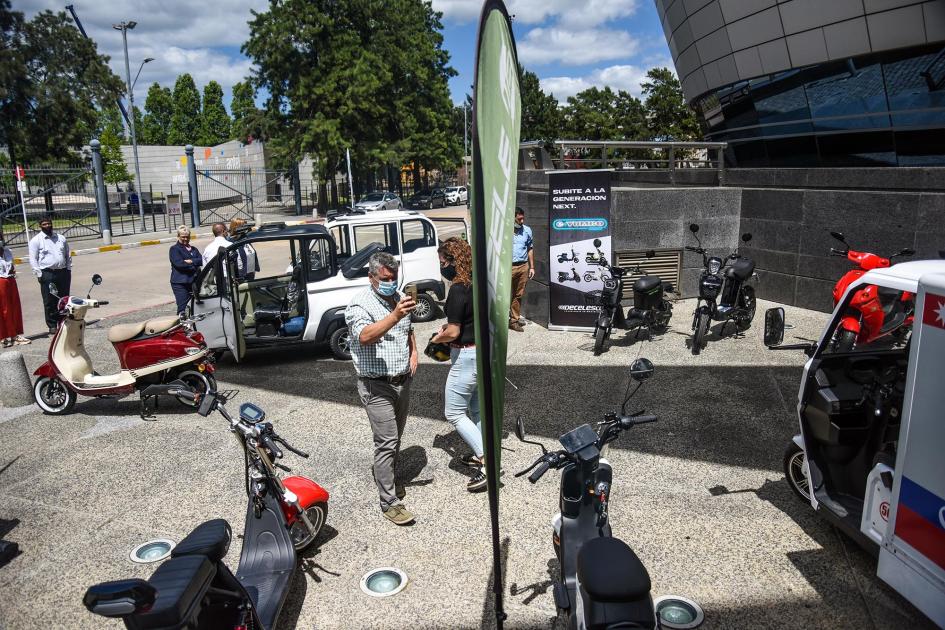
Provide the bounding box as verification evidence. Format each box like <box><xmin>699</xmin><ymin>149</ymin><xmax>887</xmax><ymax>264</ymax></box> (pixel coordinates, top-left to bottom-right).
<box><xmin>192</xmin><ymin>211</ymin><xmax>458</xmax><ymax>361</ymax></box>
<box><xmin>765</xmin><ymin>259</ymin><xmax>945</xmax><ymax>626</ymax></box>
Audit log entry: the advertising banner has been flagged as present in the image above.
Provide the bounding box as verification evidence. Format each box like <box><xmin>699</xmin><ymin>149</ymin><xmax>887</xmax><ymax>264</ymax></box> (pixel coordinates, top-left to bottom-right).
<box><xmin>548</xmin><ymin>169</ymin><xmax>612</xmax><ymax>331</ymax></box>
<box><xmin>470</xmin><ymin>1</ymin><xmax>520</xmax><ymax>627</ymax></box>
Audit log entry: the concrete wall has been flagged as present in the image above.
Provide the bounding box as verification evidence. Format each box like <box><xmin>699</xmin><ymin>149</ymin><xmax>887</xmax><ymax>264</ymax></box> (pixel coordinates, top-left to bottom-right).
<box><xmin>517</xmin><ymin>166</ymin><xmax>945</xmax><ymax>321</ymax></box>
<box><xmin>655</xmin><ymin>0</ymin><xmax>945</xmax><ymax>102</ymax></box>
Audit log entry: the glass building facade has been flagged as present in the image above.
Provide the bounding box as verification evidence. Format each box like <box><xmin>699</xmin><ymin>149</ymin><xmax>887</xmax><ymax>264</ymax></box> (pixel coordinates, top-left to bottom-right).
<box><xmin>695</xmin><ymin>44</ymin><xmax>945</xmax><ymax>167</ymax></box>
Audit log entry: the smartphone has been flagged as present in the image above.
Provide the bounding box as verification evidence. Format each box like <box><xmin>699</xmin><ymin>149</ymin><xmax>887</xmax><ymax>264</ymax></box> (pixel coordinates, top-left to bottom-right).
<box><xmin>405</xmin><ymin>285</ymin><xmax>418</xmax><ymax>302</ymax></box>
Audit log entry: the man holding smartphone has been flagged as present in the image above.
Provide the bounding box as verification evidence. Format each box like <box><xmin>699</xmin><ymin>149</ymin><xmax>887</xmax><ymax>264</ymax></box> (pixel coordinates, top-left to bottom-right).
<box><xmin>345</xmin><ymin>252</ymin><xmax>419</xmax><ymax>525</ymax></box>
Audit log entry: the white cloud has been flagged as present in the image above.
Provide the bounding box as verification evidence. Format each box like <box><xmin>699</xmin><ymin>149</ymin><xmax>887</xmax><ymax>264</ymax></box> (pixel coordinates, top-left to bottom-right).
<box><xmin>518</xmin><ymin>27</ymin><xmax>639</xmax><ymax>66</ymax></box>
<box><xmin>432</xmin><ymin>0</ymin><xmax>639</xmax><ymax>26</ymax></box>
<box><xmin>541</xmin><ymin>64</ymin><xmax>651</xmax><ymax>100</ymax></box>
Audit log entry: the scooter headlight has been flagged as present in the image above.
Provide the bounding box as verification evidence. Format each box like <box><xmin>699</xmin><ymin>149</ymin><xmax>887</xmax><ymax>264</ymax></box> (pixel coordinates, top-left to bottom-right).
<box><xmin>707</xmin><ymin>258</ymin><xmax>722</xmax><ymax>275</ymax></box>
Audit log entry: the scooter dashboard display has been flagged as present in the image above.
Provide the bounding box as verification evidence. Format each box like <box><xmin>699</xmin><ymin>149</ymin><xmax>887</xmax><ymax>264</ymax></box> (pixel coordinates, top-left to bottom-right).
<box><xmin>559</xmin><ymin>424</ymin><xmax>600</xmax><ymax>461</ymax></box>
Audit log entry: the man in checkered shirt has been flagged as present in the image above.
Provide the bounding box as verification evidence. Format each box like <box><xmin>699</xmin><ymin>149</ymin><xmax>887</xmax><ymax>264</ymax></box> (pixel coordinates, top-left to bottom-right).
<box><xmin>345</xmin><ymin>252</ymin><xmax>419</xmax><ymax>525</ymax></box>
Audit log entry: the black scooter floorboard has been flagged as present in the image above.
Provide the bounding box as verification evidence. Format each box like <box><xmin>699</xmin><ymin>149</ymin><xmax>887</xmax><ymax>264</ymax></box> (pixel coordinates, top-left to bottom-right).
<box><xmin>236</xmin><ymin>493</ymin><xmax>296</xmax><ymax>629</ymax></box>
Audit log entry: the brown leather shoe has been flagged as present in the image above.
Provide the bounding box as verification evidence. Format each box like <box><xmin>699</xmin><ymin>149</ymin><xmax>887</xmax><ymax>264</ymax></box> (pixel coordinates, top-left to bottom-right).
<box><xmin>509</xmin><ymin>322</ymin><xmax>524</xmax><ymax>332</ymax></box>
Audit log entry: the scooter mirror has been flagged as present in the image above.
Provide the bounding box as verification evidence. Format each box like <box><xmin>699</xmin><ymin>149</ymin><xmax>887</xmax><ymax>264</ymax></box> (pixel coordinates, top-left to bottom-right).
<box><xmin>896</xmin><ymin>247</ymin><xmax>915</xmax><ymax>258</ymax></box>
<box><xmin>741</xmin><ymin>233</ymin><xmax>752</xmax><ymax>243</ymax></box>
<box><xmin>593</xmin><ymin>238</ymin><xmax>602</xmax><ymax>248</ymax></box>
<box><xmin>829</xmin><ymin>231</ymin><xmax>846</xmax><ymax>243</ymax></box>
<box><xmin>514</xmin><ymin>415</ymin><xmax>526</xmax><ymax>442</ymax></box>
<box><xmin>630</xmin><ymin>358</ymin><xmax>654</xmax><ymax>382</ymax></box>
<box><xmin>764</xmin><ymin>307</ymin><xmax>785</xmax><ymax>347</ymax></box>
<box><xmin>645</xmin><ymin>249</ymin><xmax>655</xmax><ymax>258</ymax></box>
<box><xmin>91</xmin><ymin>274</ymin><xmax>103</xmax><ymax>286</ymax></box>
<box><xmin>689</xmin><ymin>223</ymin><xmax>699</xmax><ymax>233</ymax></box>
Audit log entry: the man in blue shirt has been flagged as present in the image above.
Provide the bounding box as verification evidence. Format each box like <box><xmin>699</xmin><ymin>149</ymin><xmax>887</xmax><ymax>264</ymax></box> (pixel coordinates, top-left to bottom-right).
<box><xmin>509</xmin><ymin>207</ymin><xmax>534</xmax><ymax>332</ymax></box>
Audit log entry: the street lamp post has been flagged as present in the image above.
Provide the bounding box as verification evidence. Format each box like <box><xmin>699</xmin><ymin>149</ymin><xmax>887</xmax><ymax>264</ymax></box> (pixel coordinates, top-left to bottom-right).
<box><xmin>113</xmin><ymin>20</ymin><xmax>151</xmax><ymax>232</ymax></box>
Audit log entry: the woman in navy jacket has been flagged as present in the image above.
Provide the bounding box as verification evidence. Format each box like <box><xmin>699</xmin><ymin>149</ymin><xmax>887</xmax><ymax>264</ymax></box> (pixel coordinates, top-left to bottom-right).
<box><xmin>169</xmin><ymin>225</ymin><xmax>202</xmax><ymax>315</ymax></box>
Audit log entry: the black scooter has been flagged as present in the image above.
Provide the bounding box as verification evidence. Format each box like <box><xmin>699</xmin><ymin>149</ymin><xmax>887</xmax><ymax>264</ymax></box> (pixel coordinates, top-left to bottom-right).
<box><xmin>515</xmin><ymin>358</ymin><xmax>659</xmax><ymax>630</ymax></box>
<box><xmin>558</xmin><ymin>266</ymin><xmax>581</xmax><ymax>283</ymax></box>
<box><xmin>591</xmin><ymin>250</ymin><xmax>674</xmax><ymax>356</ymax></box>
<box><xmin>83</xmin><ymin>386</ymin><xmax>327</xmax><ymax>630</ymax></box>
<box><xmin>686</xmin><ymin>223</ymin><xmax>757</xmax><ymax>355</ymax></box>
<box><xmin>558</xmin><ymin>246</ymin><xmax>579</xmax><ymax>264</ymax></box>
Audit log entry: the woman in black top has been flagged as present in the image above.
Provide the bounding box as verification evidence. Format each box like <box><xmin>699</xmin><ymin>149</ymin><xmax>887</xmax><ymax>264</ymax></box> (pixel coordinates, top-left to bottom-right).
<box><xmin>430</xmin><ymin>237</ymin><xmax>485</xmax><ymax>492</ymax></box>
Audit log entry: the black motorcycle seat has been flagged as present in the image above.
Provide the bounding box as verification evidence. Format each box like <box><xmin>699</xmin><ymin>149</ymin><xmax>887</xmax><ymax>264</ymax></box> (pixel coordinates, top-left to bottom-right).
<box><xmin>633</xmin><ymin>276</ymin><xmax>660</xmax><ymax>293</ymax></box>
<box><xmin>171</xmin><ymin>519</ymin><xmax>231</xmax><ymax>563</ymax></box>
<box><xmin>577</xmin><ymin>537</ymin><xmax>651</xmax><ymax>601</ymax></box>
<box><xmin>136</xmin><ymin>555</ymin><xmax>215</xmax><ymax>630</ymax></box>
<box><xmin>253</xmin><ymin>303</ymin><xmax>284</xmax><ymax>323</ymax></box>
<box><xmin>725</xmin><ymin>258</ymin><xmax>755</xmax><ymax>281</ymax></box>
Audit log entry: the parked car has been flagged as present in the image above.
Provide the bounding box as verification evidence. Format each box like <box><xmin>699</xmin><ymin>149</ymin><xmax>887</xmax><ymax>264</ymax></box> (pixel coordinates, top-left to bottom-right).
<box><xmin>444</xmin><ymin>186</ymin><xmax>468</xmax><ymax>205</ymax></box>
<box><xmin>408</xmin><ymin>188</ymin><xmax>447</xmax><ymax>209</ymax></box>
<box><xmin>354</xmin><ymin>191</ymin><xmax>402</xmax><ymax>211</ymax></box>
<box><xmin>191</xmin><ymin>211</ymin><xmax>448</xmax><ymax>361</ymax></box>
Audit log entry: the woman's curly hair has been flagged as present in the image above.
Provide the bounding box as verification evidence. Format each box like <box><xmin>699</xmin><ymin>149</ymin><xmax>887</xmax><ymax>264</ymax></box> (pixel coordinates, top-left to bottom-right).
<box><xmin>438</xmin><ymin>236</ymin><xmax>472</xmax><ymax>285</ymax></box>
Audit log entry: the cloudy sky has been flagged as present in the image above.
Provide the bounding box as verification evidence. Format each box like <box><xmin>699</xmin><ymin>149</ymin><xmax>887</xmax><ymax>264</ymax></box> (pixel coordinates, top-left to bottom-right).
<box><xmin>18</xmin><ymin>0</ymin><xmax>672</xmax><ymax>108</ymax></box>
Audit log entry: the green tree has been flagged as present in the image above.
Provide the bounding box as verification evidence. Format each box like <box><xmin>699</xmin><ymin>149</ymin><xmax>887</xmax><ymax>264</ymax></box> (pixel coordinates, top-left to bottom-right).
<box><xmin>198</xmin><ymin>80</ymin><xmax>230</xmax><ymax>146</ymax></box>
<box><xmin>168</xmin><ymin>73</ymin><xmax>201</xmax><ymax>145</ymax></box>
<box><xmin>141</xmin><ymin>82</ymin><xmax>173</xmax><ymax>144</ymax></box>
<box><xmin>95</xmin><ymin>107</ymin><xmax>131</xmax><ymax>184</ymax></box>
<box><xmin>519</xmin><ymin>66</ymin><xmax>560</xmax><ymax>151</ymax></box>
<box><xmin>243</xmin><ymin>0</ymin><xmax>459</xmax><ymax>207</ymax></box>
<box><xmin>641</xmin><ymin>67</ymin><xmax>701</xmax><ymax>141</ymax></box>
<box><xmin>230</xmin><ymin>81</ymin><xmax>256</xmax><ymax>141</ymax></box>
<box><xmin>562</xmin><ymin>87</ymin><xmax>620</xmax><ymax>140</ymax></box>
<box><xmin>0</xmin><ymin>4</ymin><xmax>124</xmax><ymax>164</ymax></box>
<box><xmin>96</xmin><ymin>105</ymin><xmax>126</xmax><ymax>140</ymax></box>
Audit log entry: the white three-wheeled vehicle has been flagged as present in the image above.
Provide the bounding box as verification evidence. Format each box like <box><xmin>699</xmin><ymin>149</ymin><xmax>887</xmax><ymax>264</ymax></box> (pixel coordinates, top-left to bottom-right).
<box><xmin>766</xmin><ymin>260</ymin><xmax>945</xmax><ymax>626</ymax></box>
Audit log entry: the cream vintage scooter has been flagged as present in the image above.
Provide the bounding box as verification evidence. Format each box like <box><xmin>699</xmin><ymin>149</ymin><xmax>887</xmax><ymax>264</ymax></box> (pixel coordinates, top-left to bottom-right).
<box><xmin>32</xmin><ymin>274</ymin><xmax>216</xmax><ymax>415</ymax></box>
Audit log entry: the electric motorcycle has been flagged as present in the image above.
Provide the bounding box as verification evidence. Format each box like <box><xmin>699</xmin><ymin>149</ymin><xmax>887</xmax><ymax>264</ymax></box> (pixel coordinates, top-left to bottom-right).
<box><xmin>515</xmin><ymin>358</ymin><xmax>659</xmax><ymax>629</ymax></box>
<box><xmin>828</xmin><ymin>231</ymin><xmax>915</xmax><ymax>352</ymax></box>
<box><xmin>686</xmin><ymin>224</ymin><xmax>757</xmax><ymax>355</ymax></box>
<box><xmin>83</xmin><ymin>385</ymin><xmax>329</xmax><ymax>630</ymax></box>
<box><xmin>558</xmin><ymin>267</ymin><xmax>581</xmax><ymax>283</ymax></box>
<box><xmin>558</xmin><ymin>246</ymin><xmax>579</xmax><ymax>264</ymax></box>
<box><xmin>591</xmin><ymin>251</ymin><xmax>674</xmax><ymax>356</ymax></box>
<box><xmin>585</xmin><ymin>239</ymin><xmax>607</xmax><ymax>266</ymax></box>
<box><xmin>583</xmin><ymin>270</ymin><xmax>599</xmax><ymax>283</ymax></box>
<box><xmin>32</xmin><ymin>274</ymin><xmax>215</xmax><ymax>415</ymax></box>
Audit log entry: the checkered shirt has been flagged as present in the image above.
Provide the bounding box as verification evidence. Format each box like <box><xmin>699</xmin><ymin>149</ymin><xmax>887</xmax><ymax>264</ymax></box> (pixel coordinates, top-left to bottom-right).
<box><xmin>345</xmin><ymin>287</ymin><xmax>413</xmax><ymax>378</ymax></box>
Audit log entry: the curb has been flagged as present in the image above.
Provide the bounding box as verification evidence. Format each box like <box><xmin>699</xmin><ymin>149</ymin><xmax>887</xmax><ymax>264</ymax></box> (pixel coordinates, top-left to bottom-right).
<box><xmin>11</xmin><ymin>218</ymin><xmax>318</xmax><ymax>265</ymax></box>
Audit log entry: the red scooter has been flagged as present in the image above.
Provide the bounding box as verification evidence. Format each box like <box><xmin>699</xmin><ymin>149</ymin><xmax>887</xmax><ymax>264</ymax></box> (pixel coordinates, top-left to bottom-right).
<box><xmin>828</xmin><ymin>231</ymin><xmax>915</xmax><ymax>351</ymax></box>
<box><xmin>32</xmin><ymin>274</ymin><xmax>216</xmax><ymax>415</ymax></box>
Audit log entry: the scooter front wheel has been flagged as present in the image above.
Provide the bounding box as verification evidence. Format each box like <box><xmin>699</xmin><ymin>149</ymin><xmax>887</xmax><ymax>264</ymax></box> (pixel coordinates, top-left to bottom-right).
<box><xmin>593</xmin><ymin>326</ymin><xmax>608</xmax><ymax>356</ymax></box>
<box><xmin>783</xmin><ymin>443</ymin><xmax>811</xmax><ymax>502</ymax></box>
<box><xmin>291</xmin><ymin>501</ymin><xmax>328</xmax><ymax>552</ymax></box>
<box><xmin>34</xmin><ymin>376</ymin><xmax>77</xmax><ymax>415</ymax></box>
<box><xmin>691</xmin><ymin>310</ymin><xmax>710</xmax><ymax>355</ymax></box>
<box><xmin>173</xmin><ymin>370</ymin><xmax>217</xmax><ymax>407</ymax></box>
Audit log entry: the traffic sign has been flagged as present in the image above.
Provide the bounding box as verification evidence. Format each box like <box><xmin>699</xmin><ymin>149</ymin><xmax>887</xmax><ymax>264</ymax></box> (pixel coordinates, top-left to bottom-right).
<box><xmin>14</xmin><ymin>165</ymin><xmax>24</xmax><ymax>181</ymax></box>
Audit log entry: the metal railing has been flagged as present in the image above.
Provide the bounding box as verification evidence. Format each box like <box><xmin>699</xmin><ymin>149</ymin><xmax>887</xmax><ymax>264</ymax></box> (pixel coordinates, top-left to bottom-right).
<box><xmin>552</xmin><ymin>140</ymin><xmax>728</xmax><ymax>184</ymax></box>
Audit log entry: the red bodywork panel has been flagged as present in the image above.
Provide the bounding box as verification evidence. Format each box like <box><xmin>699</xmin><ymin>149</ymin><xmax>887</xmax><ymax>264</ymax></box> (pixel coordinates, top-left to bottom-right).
<box><xmin>33</xmin><ymin>361</ymin><xmax>56</xmax><ymax>377</ymax></box>
<box><xmin>833</xmin><ymin>249</ymin><xmax>912</xmax><ymax>343</ymax></box>
<box><xmin>113</xmin><ymin>328</ymin><xmax>204</xmax><ymax>370</ymax></box>
<box><xmin>281</xmin><ymin>476</ymin><xmax>330</xmax><ymax>524</ymax></box>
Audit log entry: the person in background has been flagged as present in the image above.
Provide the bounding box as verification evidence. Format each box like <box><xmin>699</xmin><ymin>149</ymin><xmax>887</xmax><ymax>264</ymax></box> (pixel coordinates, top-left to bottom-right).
<box><xmin>229</xmin><ymin>218</ymin><xmax>259</xmax><ymax>281</ymax></box>
<box><xmin>27</xmin><ymin>216</ymin><xmax>71</xmax><ymax>335</ymax></box>
<box><xmin>169</xmin><ymin>226</ymin><xmax>202</xmax><ymax>316</ymax></box>
<box><xmin>509</xmin><ymin>206</ymin><xmax>534</xmax><ymax>332</ymax></box>
<box><xmin>202</xmin><ymin>222</ymin><xmax>230</xmax><ymax>266</ymax></box>
<box><xmin>0</xmin><ymin>238</ymin><xmax>30</xmax><ymax>347</ymax></box>
<box><xmin>429</xmin><ymin>237</ymin><xmax>486</xmax><ymax>492</ymax></box>
<box><xmin>345</xmin><ymin>252</ymin><xmax>419</xmax><ymax>526</ymax></box>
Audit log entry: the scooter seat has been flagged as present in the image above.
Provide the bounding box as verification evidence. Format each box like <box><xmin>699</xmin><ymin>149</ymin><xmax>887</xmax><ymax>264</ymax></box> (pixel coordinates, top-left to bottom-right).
<box><xmin>135</xmin><ymin>554</ymin><xmax>215</xmax><ymax>630</ymax></box>
<box><xmin>577</xmin><ymin>537</ymin><xmax>651</xmax><ymax>601</ymax></box>
<box><xmin>171</xmin><ymin>519</ymin><xmax>232</xmax><ymax>563</ymax></box>
<box><xmin>144</xmin><ymin>316</ymin><xmax>181</xmax><ymax>336</ymax></box>
<box><xmin>107</xmin><ymin>322</ymin><xmax>146</xmax><ymax>343</ymax></box>
<box><xmin>725</xmin><ymin>258</ymin><xmax>755</xmax><ymax>281</ymax></box>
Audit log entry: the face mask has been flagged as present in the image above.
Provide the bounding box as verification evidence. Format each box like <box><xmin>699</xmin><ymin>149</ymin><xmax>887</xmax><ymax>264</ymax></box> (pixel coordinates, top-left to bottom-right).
<box><xmin>441</xmin><ymin>264</ymin><xmax>456</xmax><ymax>281</ymax></box>
<box><xmin>376</xmin><ymin>279</ymin><xmax>398</xmax><ymax>297</ymax></box>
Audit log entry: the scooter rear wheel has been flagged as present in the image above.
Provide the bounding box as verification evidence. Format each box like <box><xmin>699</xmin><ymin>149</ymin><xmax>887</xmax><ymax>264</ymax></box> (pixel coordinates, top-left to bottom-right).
<box><xmin>291</xmin><ymin>501</ymin><xmax>328</xmax><ymax>552</ymax></box>
<box><xmin>34</xmin><ymin>376</ymin><xmax>77</xmax><ymax>415</ymax></box>
<box><xmin>174</xmin><ymin>370</ymin><xmax>216</xmax><ymax>407</ymax></box>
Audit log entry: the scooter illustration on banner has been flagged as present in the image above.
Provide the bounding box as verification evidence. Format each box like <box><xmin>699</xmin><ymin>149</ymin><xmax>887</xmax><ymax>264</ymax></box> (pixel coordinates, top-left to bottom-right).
<box><xmin>585</xmin><ymin>239</ymin><xmax>607</xmax><ymax>266</ymax></box>
<box><xmin>557</xmin><ymin>246</ymin><xmax>579</xmax><ymax>264</ymax></box>
<box><xmin>32</xmin><ymin>274</ymin><xmax>215</xmax><ymax>415</ymax></box>
<box><xmin>557</xmin><ymin>267</ymin><xmax>581</xmax><ymax>283</ymax></box>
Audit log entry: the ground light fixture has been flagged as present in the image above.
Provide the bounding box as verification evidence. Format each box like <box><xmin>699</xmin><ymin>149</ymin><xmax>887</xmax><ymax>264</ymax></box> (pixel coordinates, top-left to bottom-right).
<box><xmin>653</xmin><ymin>595</ymin><xmax>705</xmax><ymax>629</ymax></box>
<box><xmin>129</xmin><ymin>539</ymin><xmax>175</xmax><ymax>564</ymax></box>
<box><xmin>359</xmin><ymin>567</ymin><xmax>408</xmax><ymax>597</ymax></box>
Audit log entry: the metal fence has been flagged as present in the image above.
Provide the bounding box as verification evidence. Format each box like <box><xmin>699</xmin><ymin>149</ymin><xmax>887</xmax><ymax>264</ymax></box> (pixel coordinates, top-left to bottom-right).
<box><xmin>0</xmin><ymin>167</ymin><xmax>100</xmax><ymax>246</ymax></box>
<box><xmin>552</xmin><ymin>140</ymin><xmax>728</xmax><ymax>183</ymax></box>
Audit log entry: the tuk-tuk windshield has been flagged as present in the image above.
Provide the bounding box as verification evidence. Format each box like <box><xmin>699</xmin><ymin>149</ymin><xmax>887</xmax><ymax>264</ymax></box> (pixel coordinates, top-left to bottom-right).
<box><xmin>825</xmin><ymin>284</ymin><xmax>915</xmax><ymax>354</ymax></box>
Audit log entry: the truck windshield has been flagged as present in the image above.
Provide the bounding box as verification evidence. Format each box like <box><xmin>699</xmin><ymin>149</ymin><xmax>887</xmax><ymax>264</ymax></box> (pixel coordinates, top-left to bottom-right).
<box><xmin>825</xmin><ymin>284</ymin><xmax>915</xmax><ymax>354</ymax></box>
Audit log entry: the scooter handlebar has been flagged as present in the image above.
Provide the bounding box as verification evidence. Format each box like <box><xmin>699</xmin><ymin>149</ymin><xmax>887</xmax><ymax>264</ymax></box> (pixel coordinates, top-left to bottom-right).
<box><xmin>274</xmin><ymin>435</ymin><xmax>309</xmax><ymax>458</ymax></box>
<box><xmin>829</xmin><ymin>248</ymin><xmax>848</xmax><ymax>257</ymax></box>
<box><xmin>528</xmin><ymin>461</ymin><xmax>551</xmax><ymax>484</ymax></box>
<box><xmin>260</xmin><ymin>434</ymin><xmax>283</xmax><ymax>459</ymax></box>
